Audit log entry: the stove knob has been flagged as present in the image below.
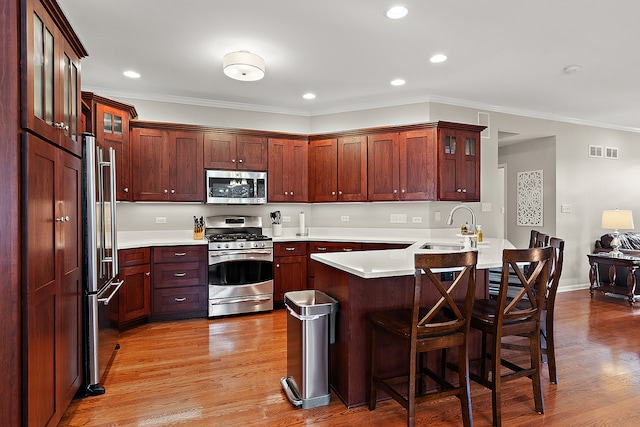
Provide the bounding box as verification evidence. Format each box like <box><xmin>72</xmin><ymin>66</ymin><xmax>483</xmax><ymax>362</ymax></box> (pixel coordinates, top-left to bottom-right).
<box><xmin>224</xmin><ymin>243</ymin><xmax>229</xmax><ymax>249</ymax></box>
<box><xmin>217</xmin><ymin>243</ymin><xmax>222</xmax><ymax>249</ymax></box>
<box><xmin>239</xmin><ymin>242</ymin><xmax>244</xmax><ymax>248</ymax></box>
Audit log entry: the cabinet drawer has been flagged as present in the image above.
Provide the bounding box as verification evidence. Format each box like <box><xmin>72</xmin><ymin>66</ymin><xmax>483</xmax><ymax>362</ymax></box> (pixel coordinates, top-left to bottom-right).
<box><xmin>153</xmin><ymin>245</ymin><xmax>206</xmax><ymax>263</ymax></box>
<box><xmin>119</xmin><ymin>247</ymin><xmax>151</xmax><ymax>267</ymax></box>
<box><xmin>153</xmin><ymin>286</ymin><xmax>207</xmax><ymax>314</ymax></box>
<box><xmin>153</xmin><ymin>262</ymin><xmax>205</xmax><ymax>288</ymax></box>
<box><xmin>308</xmin><ymin>241</ymin><xmax>362</xmax><ymax>253</ymax></box>
<box><xmin>274</xmin><ymin>242</ymin><xmax>308</xmax><ymax>257</ymax></box>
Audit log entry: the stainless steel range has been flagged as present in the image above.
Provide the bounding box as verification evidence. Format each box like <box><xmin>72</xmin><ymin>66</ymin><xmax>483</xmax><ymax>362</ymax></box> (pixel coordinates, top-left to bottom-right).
<box><xmin>206</xmin><ymin>215</ymin><xmax>273</xmax><ymax>317</ymax></box>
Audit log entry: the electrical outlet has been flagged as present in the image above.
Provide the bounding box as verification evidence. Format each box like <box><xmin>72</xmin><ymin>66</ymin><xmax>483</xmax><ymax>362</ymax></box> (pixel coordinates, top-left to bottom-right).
<box><xmin>155</xmin><ymin>217</ymin><xmax>166</xmax><ymax>224</ymax></box>
<box><xmin>435</xmin><ymin>211</ymin><xmax>441</xmax><ymax>221</ymax></box>
<box><xmin>282</xmin><ymin>216</ymin><xmax>291</xmax><ymax>223</ymax></box>
<box><xmin>341</xmin><ymin>216</ymin><xmax>350</xmax><ymax>222</ymax></box>
<box><xmin>482</xmin><ymin>203</ymin><xmax>492</xmax><ymax>212</ymax></box>
<box><xmin>390</xmin><ymin>214</ymin><xmax>407</xmax><ymax>224</ymax></box>
<box><xmin>412</xmin><ymin>216</ymin><xmax>422</xmax><ymax>223</ymax></box>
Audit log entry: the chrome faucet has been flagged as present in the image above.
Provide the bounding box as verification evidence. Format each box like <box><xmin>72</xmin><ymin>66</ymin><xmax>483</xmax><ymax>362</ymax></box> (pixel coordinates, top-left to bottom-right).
<box><xmin>446</xmin><ymin>204</ymin><xmax>477</xmax><ymax>248</ymax></box>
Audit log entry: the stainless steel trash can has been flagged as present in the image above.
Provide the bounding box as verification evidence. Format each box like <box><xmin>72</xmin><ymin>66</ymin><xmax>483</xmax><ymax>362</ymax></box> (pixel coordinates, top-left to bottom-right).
<box><xmin>280</xmin><ymin>290</ymin><xmax>338</xmax><ymax>409</ymax></box>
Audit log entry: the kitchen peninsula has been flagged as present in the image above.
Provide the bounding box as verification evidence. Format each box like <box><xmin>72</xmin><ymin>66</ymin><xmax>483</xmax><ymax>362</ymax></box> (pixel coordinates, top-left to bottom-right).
<box><xmin>310</xmin><ymin>236</ymin><xmax>513</xmax><ymax>408</ymax></box>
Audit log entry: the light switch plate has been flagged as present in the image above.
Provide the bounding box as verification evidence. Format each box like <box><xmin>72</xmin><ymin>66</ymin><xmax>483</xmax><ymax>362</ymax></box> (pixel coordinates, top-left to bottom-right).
<box><xmin>155</xmin><ymin>217</ymin><xmax>166</xmax><ymax>224</ymax></box>
<box><xmin>282</xmin><ymin>216</ymin><xmax>291</xmax><ymax>223</ymax></box>
<box><xmin>341</xmin><ymin>216</ymin><xmax>350</xmax><ymax>222</ymax></box>
<box><xmin>390</xmin><ymin>214</ymin><xmax>407</xmax><ymax>223</ymax></box>
<box><xmin>412</xmin><ymin>216</ymin><xmax>422</xmax><ymax>223</ymax></box>
<box><xmin>561</xmin><ymin>204</ymin><xmax>572</xmax><ymax>213</ymax></box>
<box><xmin>481</xmin><ymin>203</ymin><xmax>492</xmax><ymax>212</ymax></box>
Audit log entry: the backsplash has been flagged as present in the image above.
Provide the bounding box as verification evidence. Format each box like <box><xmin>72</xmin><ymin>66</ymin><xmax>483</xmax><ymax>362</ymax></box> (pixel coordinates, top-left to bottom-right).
<box><xmin>115</xmin><ymin>201</ymin><xmax>493</xmax><ymax>234</ymax></box>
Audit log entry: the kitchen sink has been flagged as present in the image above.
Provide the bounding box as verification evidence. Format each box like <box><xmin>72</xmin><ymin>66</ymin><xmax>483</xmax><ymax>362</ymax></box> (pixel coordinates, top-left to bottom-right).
<box><xmin>420</xmin><ymin>243</ymin><xmax>466</xmax><ymax>251</ymax></box>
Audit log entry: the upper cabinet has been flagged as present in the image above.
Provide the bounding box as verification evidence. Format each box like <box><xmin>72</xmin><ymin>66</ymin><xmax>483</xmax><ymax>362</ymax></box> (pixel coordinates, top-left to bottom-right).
<box><xmin>22</xmin><ymin>0</ymin><xmax>87</xmax><ymax>156</ymax></box>
<box><xmin>130</xmin><ymin>126</ymin><xmax>204</xmax><ymax>202</ymax></box>
<box><xmin>436</xmin><ymin>122</ymin><xmax>484</xmax><ymax>202</ymax></box>
<box><xmin>309</xmin><ymin>136</ymin><xmax>367</xmax><ymax>202</ymax></box>
<box><xmin>268</xmin><ymin>137</ymin><xmax>308</xmax><ymax>202</ymax></box>
<box><xmin>82</xmin><ymin>92</ymin><xmax>138</xmax><ymax>201</ymax></box>
<box><xmin>203</xmin><ymin>132</ymin><xmax>268</xmax><ymax>171</ymax></box>
<box><xmin>367</xmin><ymin>129</ymin><xmax>436</xmax><ymax>201</ymax></box>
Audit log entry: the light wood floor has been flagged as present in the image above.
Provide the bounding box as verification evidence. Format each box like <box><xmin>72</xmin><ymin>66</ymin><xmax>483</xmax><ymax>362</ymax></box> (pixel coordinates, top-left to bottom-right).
<box><xmin>59</xmin><ymin>290</ymin><xmax>640</xmax><ymax>426</ymax></box>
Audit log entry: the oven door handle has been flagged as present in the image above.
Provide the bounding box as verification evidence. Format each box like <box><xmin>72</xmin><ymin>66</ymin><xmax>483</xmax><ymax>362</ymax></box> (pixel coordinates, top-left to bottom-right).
<box><xmin>211</xmin><ymin>295</ymin><xmax>272</xmax><ymax>305</ymax></box>
<box><xmin>209</xmin><ymin>250</ymin><xmax>273</xmax><ymax>257</ymax></box>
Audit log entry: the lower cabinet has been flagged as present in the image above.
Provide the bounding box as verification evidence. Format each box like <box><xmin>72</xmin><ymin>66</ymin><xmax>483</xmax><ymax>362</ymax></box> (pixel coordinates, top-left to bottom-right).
<box><xmin>112</xmin><ymin>248</ymin><xmax>151</xmax><ymax>328</ymax></box>
<box><xmin>307</xmin><ymin>242</ymin><xmax>362</xmax><ymax>289</ymax></box>
<box><xmin>151</xmin><ymin>245</ymin><xmax>207</xmax><ymax>320</ymax></box>
<box><xmin>274</xmin><ymin>242</ymin><xmax>308</xmax><ymax>304</ymax></box>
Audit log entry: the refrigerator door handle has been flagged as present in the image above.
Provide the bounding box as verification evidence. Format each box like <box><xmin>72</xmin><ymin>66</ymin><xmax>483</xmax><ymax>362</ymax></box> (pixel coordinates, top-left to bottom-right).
<box><xmin>97</xmin><ymin>280</ymin><xmax>124</xmax><ymax>305</ymax></box>
<box><xmin>108</xmin><ymin>147</ymin><xmax>119</xmax><ymax>276</ymax></box>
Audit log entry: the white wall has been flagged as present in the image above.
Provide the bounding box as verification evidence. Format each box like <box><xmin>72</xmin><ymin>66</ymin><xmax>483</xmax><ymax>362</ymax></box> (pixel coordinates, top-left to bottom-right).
<box><xmin>110</xmin><ymin>94</ymin><xmax>640</xmax><ymax>292</ymax></box>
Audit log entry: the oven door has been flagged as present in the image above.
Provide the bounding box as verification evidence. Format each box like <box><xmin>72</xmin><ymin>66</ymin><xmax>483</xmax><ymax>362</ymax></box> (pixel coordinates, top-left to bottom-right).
<box><xmin>208</xmin><ymin>249</ymin><xmax>273</xmax><ymax>316</ymax></box>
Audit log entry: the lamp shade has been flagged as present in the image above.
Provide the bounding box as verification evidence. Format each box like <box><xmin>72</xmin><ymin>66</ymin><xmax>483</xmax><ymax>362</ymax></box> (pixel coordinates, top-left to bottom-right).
<box><xmin>601</xmin><ymin>209</ymin><xmax>635</xmax><ymax>230</ymax></box>
<box><xmin>223</xmin><ymin>51</ymin><xmax>265</xmax><ymax>81</ymax></box>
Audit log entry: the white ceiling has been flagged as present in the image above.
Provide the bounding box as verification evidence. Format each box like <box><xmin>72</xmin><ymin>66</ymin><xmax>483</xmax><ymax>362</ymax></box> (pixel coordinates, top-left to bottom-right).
<box><xmin>57</xmin><ymin>0</ymin><xmax>640</xmax><ymax>133</ymax></box>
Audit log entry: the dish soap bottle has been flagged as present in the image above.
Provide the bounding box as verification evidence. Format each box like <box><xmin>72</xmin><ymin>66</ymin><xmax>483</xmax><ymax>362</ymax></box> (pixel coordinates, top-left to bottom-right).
<box><xmin>476</xmin><ymin>225</ymin><xmax>483</xmax><ymax>243</ymax></box>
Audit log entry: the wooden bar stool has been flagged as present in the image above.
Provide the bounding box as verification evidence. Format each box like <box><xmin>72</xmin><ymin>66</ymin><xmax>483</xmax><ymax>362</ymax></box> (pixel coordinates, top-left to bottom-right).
<box><xmin>367</xmin><ymin>250</ymin><xmax>478</xmax><ymax>427</ymax></box>
<box><xmin>540</xmin><ymin>237</ymin><xmax>564</xmax><ymax>384</ymax></box>
<box><xmin>468</xmin><ymin>246</ymin><xmax>552</xmax><ymax>427</ymax></box>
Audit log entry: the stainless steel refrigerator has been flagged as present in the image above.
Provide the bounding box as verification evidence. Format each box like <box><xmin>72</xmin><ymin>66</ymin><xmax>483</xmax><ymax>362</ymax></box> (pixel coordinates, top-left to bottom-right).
<box><xmin>81</xmin><ymin>132</ymin><xmax>122</xmax><ymax>396</ymax></box>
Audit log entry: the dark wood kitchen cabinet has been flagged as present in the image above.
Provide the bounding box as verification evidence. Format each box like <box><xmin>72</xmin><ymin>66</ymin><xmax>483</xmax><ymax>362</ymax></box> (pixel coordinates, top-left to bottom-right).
<box><xmin>111</xmin><ymin>248</ymin><xmax>151</xmax><ymax>328</ymax></box>
<box><xmin>82</xmin><ymin>92</ymin><xmax>138</xmax><ymax>201</ymax></box>
<box><xmin>151</xmin><ymin>245</ymin><xmax>208</xmax><ymax>320</ymax></box>
<box><xmin>268</xmin><ymin>137</ymin><xmax>308</xmax><ymax>202</ymax></box>
<box><xmin>24</xmin><ymin>133</ymin><xmax>83</xmax><ymax>427</ymax></box>
<box><xmin>307</xmin><ymin>241</ymin><xmax>362</xmax><ymax>289</ymax></box>
<box><xmin>130</xmin><ymin>127</ymin><xmax>204</xmax><ymax>201</ymax></box>
<box><xmin>203</xmin><ymin>132</ymin><xmax>268</xmax><ymax>171</ymax></box>
<box><xmin>22</xmin><ymin>0</ymin><xmax>87</xmax><ymax>157</ymax></box>
<box><xmin>367</xmin><ymin>129</ymin><xmax>437</xmax><ymax>201</ymax></box>
<box><xmin>436</xmin><ymin>122</ymin><xmax>484</xmax><ymax>202</ymax></box>
<box><xmin>274</xmin><ymin>242</ymin><xmax>308</xmax><ymax>303</ymax></box>
<box><xmin>308</xmin><ymin>136</ymin><xmax>367</xmax><ymax>202</ymax></box>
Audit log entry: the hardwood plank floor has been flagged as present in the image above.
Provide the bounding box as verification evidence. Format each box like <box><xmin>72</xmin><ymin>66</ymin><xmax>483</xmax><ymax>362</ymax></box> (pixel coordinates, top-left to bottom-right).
<box><xmin>59</xmin><ymin>290</ymin><xmax>640</xmax><ymax>426</ymax></box>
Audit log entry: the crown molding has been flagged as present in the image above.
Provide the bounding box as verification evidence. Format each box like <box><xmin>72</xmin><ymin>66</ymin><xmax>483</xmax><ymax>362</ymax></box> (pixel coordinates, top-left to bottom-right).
<box><xmin>83</xmin><ymin>86</ymin><xmax>640</xmax><ymax>134</ymax></box>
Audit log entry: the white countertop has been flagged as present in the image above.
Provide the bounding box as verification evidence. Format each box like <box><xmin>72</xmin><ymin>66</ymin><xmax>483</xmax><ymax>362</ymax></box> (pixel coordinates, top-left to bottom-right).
<box><xmin>117</xmin><ymin>227</ymin><xmax>513</xmax><ymax>279</ymax></box>
<box><xmin>310</xmin><ymin>237</ymin><xmax>513</xmax><ymax>279</ymax></box>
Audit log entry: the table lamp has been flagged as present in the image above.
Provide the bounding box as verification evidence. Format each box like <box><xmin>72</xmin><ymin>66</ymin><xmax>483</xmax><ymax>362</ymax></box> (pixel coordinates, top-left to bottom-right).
<box><xmin>601</xmin><ymin>209</ymin><xmax>635</xmax><ymax>256</ymax></box>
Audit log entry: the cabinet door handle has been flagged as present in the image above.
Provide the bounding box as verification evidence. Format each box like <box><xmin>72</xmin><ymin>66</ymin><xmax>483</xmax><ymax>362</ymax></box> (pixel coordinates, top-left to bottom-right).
<box><xmin>174</xmin><ymin>252</ymin><xmax>187</xmax><ymax>256</ymax></box>
<box><xmin>174</xmin><ymin>297</ymin><xmax>186</xmax><ymax>302</ymax></box>
<box><xmin>284</xmin><ymin>191</ymin><xmax>288</xmax><ymax>195</ymax></box>
<box><xmin>285</xmin><ymin>247</ymin><xmax>296</xmax><ymax>251</ymax></box>
<box><xmin>146</xmin><ymin>272</ymin><xmax>150</xmax><ymax>276</ymax></box>
<box><xmin>164</xmin><ymin>189</ymin><xmax>168</xmax><ymax>193</ymax></box>
<box><xmin>393</xmin><ymin>189</ymin><xmax>397</xmax><ymax>194</ymax></box>
<box><xmin>331</xmin><ymin>192</ymin><xmax>336</xmax><ymax>195</ymax></box>
<box><xmin>174</xmin><ymin>272</ymin><xmax>187</xmax><ymax>277</ymax></box>
<box><xmin>343</xmin><ymin>248</ymin><xmax>353</xmax><ymax>252</ymax></box>
<box><xmin>462</xmin><ymin>189</ymin><xmax>467</xmax><ymax>193</ymax></box>
<box><xmin>171</xmin><ymin>189</ymin><xmax>175</xmax><ymax>194</ymax></box>
<box><xmin>232</xmin><ymin>159</ymin><xmax>236</xmax><ymax>163</ymax></box>
<box><xmin>239</xmin><ymin>159</ymin><xmax>243</xmax><ymax>163</ymax></box>
<box><xmin>457</xmin><ymin>189</ymin><xmax>462</xmax><ymax>192</ymax></box>
<box><xmin>338</xmin><ymin>191</ymin><xmax>343</xmax><ymax>195</ymax></box>
<box><xmin>401</xmin><ymin>189</ymin><xmax>405</xmax><ymax>193</ymax></box>
<box><xmin>317</xmin><ymin>247</ymin><xmax>327</xmax><ymax>251</ymax></box>
<box><xmin>124</xmin><ymin>187</ymin><xmax>129</xmax><ymax>192</ymax></box>
<box><xmin>276</xmin><ymin>263</ymin><xmax>280</xmax><ymax>268</ymax></box>
<box><xmin>55</xmin><ymin>216</ymin><xmax>70</xmax><ymax>222</ymax></box>
<box><xmin>290</xmin><ymin>191</ymin><xmax>294</xmax><ymax>195</ymax></box>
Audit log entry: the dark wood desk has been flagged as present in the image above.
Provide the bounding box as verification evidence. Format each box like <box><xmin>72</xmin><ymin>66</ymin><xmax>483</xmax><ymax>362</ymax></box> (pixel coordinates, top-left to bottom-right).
<box><xmin>587</xmin><ymin>253</ymin><xmax>640</xmax><ymax>306</ymax></box>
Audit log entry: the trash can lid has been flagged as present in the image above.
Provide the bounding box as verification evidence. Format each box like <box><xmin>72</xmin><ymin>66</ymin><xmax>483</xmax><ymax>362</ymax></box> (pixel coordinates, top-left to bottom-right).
<box><xmin>284</xmin><ymin>290</ymin><xmax>338</xmax><ymax>317</ymax></box>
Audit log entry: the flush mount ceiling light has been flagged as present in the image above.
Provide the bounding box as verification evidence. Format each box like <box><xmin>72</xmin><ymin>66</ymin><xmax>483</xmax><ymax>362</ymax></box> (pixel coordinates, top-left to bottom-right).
<box><xmin>390</xmin><ymin>78</ymin><xmax>406</xmax><ymax>86</ymax></box>
<box><xmin>303</xmin><ymin>93</ymin><xmax>316</xmax><ymax>100</ymax></box>
<box><xmin>223</xmin><ymin>51</ymin><xmax>265</xmax><ymax>81</ymax></box>
<box><xmin>386</xmin><ymin>6</ymin><xmax>408</xmax><ymax>19</ymax></box>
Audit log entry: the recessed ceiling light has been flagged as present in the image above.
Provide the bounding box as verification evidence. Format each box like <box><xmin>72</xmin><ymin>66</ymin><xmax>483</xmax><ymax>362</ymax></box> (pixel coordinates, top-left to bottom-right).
<box><xmin>386</xmin><ymin>6</ymin><xmax>408</xmax><ymax>19</ymax></box>
<box><xmin>429</xmin><ymin>54</ymin><xmax>447</xmax><ymax>63</ymax></box>
<box><xmin>123</xmin><ymin>70</ymin><xmax>141</xmax><ymax>78</ymax></box>
<box><xmin>390</xmin><ymin>79</ymin><xmax>406</xmax><ymax>86</ymax></box>
<box><xmin>303</xmin><ymin>93</ymin><xmax>316</xmax><ymax>100</ymax></box>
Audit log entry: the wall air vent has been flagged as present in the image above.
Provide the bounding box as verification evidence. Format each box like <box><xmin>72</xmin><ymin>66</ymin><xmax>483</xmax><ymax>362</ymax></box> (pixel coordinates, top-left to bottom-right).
<box><xmin>605</xmin><ymin>147</ymin><xmax>619</xmax><ymax>159</ymax></box>
<box><xmin>588</xmin><ymin>145</ymin><xmax>603</xmax><ymax>158</ymax></box>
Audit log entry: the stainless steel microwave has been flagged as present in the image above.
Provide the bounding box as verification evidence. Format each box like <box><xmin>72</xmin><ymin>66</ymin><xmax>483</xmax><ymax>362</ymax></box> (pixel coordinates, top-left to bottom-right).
<box><xmin>206</xmin><ymin>170</ymin><xmax>267</xmax><ymax>204</ymax></box>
